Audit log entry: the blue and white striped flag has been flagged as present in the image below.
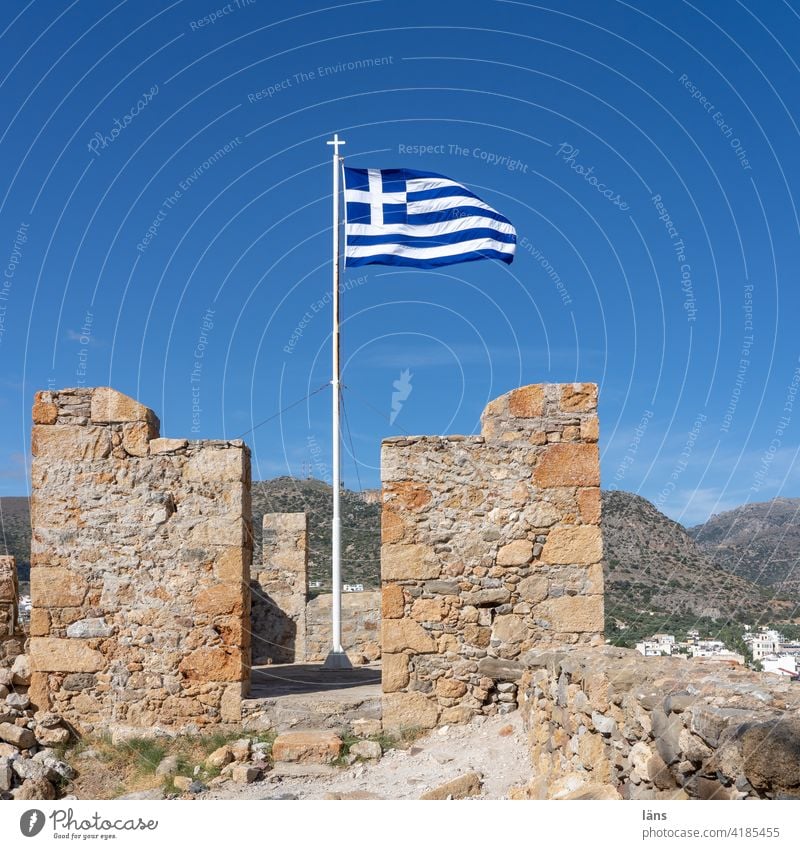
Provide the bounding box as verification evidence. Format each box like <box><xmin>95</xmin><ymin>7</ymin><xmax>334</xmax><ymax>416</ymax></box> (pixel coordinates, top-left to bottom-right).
<box><xmin>343</xmin><ymin>168</ymin><xmax>516</xmax><ymax>268</ymax></box>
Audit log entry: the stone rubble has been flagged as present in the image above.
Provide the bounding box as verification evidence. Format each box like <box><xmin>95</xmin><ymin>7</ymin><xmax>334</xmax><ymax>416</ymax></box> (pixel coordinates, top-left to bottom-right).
<box><xmin>0</xmin><ymin>656</ymin><xmax>75</xmax><ymax>800</ymax></box>
<box><xmin>519</xmin><ymin>647</ymin><xmax>800</xmax><ymax>800</ymax></box>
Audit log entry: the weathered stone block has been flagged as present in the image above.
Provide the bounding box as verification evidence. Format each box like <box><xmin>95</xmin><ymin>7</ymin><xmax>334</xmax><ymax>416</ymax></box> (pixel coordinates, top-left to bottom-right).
<box><xmin>533</xmin><ymin>443</ymin><xmax>600</xmax><ymax>488</ymax></box>
<box><xmin>382</xmin><ymin>584</ymin><xmax>405</xmax><ymax>619</ymax></box>
<box><xmin>30</xmin><ymin>638</ymin><xmax>105</xmax><ymax>673</ymax></box>
<box><xmin>29</xmin><ymin>608</ymin><xmax>50</xmax><ymax>636</ymax></box>
<box><xmin>497</xmin><ymin>539</ymin><xmax>533</xmax><ymax>566</ymax></box>
<box><xmin>560</xmin><ymin>383</ymin><xmax>597</xmax><ymax>412</ymax></box>
<box><xmin>508</xmin><ymin>385</ymin><xmax>545</xmax><ymax>418</ymax></box>
<box><xmin>468</xmin><ymin>588</ymin><xmax>511</xmax><ymax>606</ymax></box>
<box><xmin>577</xmin><ymin>488</ymin><xmax>601</xmax><ymax>524</ymax></box>
<box><xmin>272</xmin><ymin>730</ymin><xmax>342</xmax><ymax>764</ymax></box>
<box><xmin>91</xmin><ymin>387</ymin><xmax>159</xmax><ymax>427</ymax></box>
<box><xmin>581</xmin><ymin>416</ymin><xmax>599</xmax><ymax>442</ymax></box>
<box><xmin>32</xmin><ymin>392</ymin><xmax>58</xmax><ymax>424</ymax></box>
<box><xmin>477</xmin><ymin>657</ymin><xmax>524</xmax><ymax>681</ymax></box>
<box><xmin>149</xmin><ymin>437</ymin><xmax>188</xmax><ymax>454</ymax></box>
<box><xmin>178</xmin><ymin>647</ymin><xmax>243</xmax><ymax>682</ymax></box>
<box><xmin>214</xmin><ymin>547</ymin><xmax>248</xmax><ymax>583</ymax></box>
<box><xmin>195</xmin><ymin>584</ymin><xmax>244</xmax><ymax>616</ymax></box>
<box><xmin>382</xmin><ymin>653</ymin><xmax>410</xmax><ymax>692</ymax></box>
<box><xmin>31</xmin><ymin>425</ymin><xmax>112</xmax><ymax>461</ymax></box>
<box><xmin>411</xmin><ymin>597</ymin><xmax>448</xmax><ymax>622</ymax></box>
<box><xmin>538</xmin><ymin>595</ymin><xmax>603</xmax><ymax>633</ymax></box>
<box><xmin>435</xmin><ymin>677</ymin><xmax>467</xmax><ymax>698</ymax></box>
<box><xmin>383</xmin><ymin>692</ymin><xmax>439</xmax><ymax>731</ymax></box>
<box><xmin>185</xmin><ymin>448</ymin><xmax>245</xmax><ymax>483</ymax></box>
<box><xmin>121</xmin><ymin>422</ymin><xmax>152</xmax><ymax>457</ymax></box>
<box><xmin>517</xmin><ymin>575</ymin><xmax>548</xmax><ymax>603</ymax></box>
<box><xmin>381</xmin><ymin>543</ymin><xmax>439</xmax><ymax>580</ymax></box>
<box><xmin>541</xmin><ymin>526</ymin><xmax>603</xmax><ymax>565</ymax></box>
<box><xmin>492</xmin><ymin>614</ymin><xmax>528</xmax><ymax>643</ymax></box>
<box><xmin>381</xmin><ymin>509</ymin><xmax>405</xmax><ymax>544</ymax></box>
<box><xmin>30</xmin><ymin>568</ymin><xmax>88</xmax><ymax>608</ymax></box>
<box><xmin>382</xmin><ymin>619</ymin><xmax>436</xmax><ymax>654</ymax></box>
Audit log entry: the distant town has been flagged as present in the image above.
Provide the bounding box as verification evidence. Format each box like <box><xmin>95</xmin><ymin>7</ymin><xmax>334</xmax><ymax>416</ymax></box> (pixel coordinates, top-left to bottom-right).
<box><xmin>629</xmin><ymin>624</ymin><xmax>800</xmax><ymax>679</ymax></box>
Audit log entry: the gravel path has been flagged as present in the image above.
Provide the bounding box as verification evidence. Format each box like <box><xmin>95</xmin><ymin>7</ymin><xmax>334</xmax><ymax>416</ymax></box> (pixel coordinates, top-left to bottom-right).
<box><xmin>202</xmin><ymin>712</ymin><xmax>530</xmax><ymax>800</ymax></box>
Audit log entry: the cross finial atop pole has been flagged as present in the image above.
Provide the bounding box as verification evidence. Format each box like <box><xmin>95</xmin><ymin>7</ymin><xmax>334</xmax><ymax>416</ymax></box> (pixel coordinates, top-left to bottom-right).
<box><xmin>327</xmin><ymin>133</ymin><xmax>346</xmax><ymax>157</ymax></box>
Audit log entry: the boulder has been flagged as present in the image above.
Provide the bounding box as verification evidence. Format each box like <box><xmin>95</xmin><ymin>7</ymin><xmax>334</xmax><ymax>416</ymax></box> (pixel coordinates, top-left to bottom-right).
<box><xmin>740</xmin><ymin>718</ymin><xmax>800</xmax><ymax>798</ymax></box>
<box><xmin>420</xmin><ymin>771</ymin><xmax>482</xmax><ymax>800</ymax></box>
<box><xmin>5</xmin><ymin>692</ymin><xmax>30</xmax><ymax>710</ymax></box>
<box><xmin>231</xmin><ymin>764</ymin><xmax>260</xmax><ymax>784</ymax></box>
<box><xmin>13</xmin><ymin>777</ymin><xmax>55</xmax><ymax>800</ymax></box>
<box><xmin>350</xmin><ymin>740</ymin><xmax>382</xmax><ymax>760</ymax></box>
<box><xmin>11</xmin><ymin>655</ymin><xmax>30</xmax><ymax>686</ymax></box>
<box><xmin>272</xmin><ymin>731</ymin><xmax>343</xmax><ymax>765</ymax></box>
<box><xmin>205</xmin><ymin>746</ymin><xmax>233</xmax><ymax>770</ymax></box>
<box><xmin>0</xmin><ymin>723</ymin><xmax>36</xmax><ymax>749</ymax></box>
<box><xmin>155</xmin><ymin>755</ymin><xmax>179</xmax><ymax>777</ymax></box>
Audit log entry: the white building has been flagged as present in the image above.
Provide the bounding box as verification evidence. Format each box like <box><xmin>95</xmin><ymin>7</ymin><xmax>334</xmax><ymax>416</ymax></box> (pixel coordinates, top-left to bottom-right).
<box><xmin>688</xmin><ymin>643</ymin><xmax>744</xmax><ymax>664</ymax></box>
<box><xmin>635</xmin><ymin>633</ymin><xmax>676</xmax><ymax>657</ymax></box>
<box><xmin>343</xmin><ymin>583</ymin><xmax>364</xmax><ymax>593</ymax></box>
<box><xmin>762</xmin><ymin>654</ymin><xmax>798</xmax><ymax>677</ymax></box>
<box><xmin>751</xmin><ymin>629</ymin><xmax>783</xmax><ymax>660</ymax></box>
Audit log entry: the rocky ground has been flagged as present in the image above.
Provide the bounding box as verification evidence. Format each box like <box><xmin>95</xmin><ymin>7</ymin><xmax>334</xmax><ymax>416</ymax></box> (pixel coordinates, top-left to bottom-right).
<box><xmin>198</xmin><ymin>712</ymin><xmax>529</xmax><ymax>801</ymax></box>
<box><xmin>3</xmin><ymin>648</ymin><xmax>531</xmax><ymax>801</ymax></box>
<box><xmin>1</xmin><ymin>657</ymin><xmax>76</xmax><ymax>800</ymax></box>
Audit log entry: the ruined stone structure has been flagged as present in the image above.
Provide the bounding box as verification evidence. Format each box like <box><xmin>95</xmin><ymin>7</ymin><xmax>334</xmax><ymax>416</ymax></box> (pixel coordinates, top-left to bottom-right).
<box><xmin>519</xmin><ymin>647</ymin><xmax>800</xmax><ymax>800</ymax></box>
<box><xmin>380</xmin><ymin>383</ymin><xmax>603</xmax><ymax>731</ymax></box>
<box><xmin>250</xmin><ymin>512</ymin><xmax>381</xmax><ymax>665</ymax></box>
<box><xmin>251</xmin><ymin>513</ymin><xmax>308</xmax><ymax>665</ymax></box>
<box><xmin>28</xmin><ymin>387</ymin><xmax>252</xmax><ymax>734</ymax></box>
<box><xmin>0</xmin><ymin>555</ymin><xmax>23</xmax><ymax>667</ymax></box>
<box><xmin>11</xmin><ymin>381</ymin><xmax>800</xmax><ymax>803</ymax></box>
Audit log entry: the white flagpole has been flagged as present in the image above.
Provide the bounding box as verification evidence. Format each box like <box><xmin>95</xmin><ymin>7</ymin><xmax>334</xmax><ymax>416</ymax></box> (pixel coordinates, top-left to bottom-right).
<box><xmin>324</xmin><ymin>133</ymin><xmax>351</xmax><ymax>670</ymax></box>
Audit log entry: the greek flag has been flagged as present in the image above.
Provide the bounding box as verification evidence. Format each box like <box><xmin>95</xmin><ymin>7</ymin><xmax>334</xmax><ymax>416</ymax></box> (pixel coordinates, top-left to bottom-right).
<box><xmin>343</xmin><ymin>168</ymin><xmax>516</xmax><ymax>268</ymax></box>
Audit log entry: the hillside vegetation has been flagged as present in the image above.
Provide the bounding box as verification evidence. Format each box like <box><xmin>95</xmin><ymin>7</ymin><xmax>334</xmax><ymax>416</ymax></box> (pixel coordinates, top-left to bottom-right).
<box><xmin>4</xmin><ymin>483</ymin><xmax>799</xmax><ymax>633</ymax></box>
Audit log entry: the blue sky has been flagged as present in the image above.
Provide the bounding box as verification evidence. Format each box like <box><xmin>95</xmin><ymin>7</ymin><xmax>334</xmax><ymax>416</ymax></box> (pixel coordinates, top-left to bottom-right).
<box><xmin>1</xmin><ymin>0</ymin><xmax>799</xmax><ymax>526</ymax></box>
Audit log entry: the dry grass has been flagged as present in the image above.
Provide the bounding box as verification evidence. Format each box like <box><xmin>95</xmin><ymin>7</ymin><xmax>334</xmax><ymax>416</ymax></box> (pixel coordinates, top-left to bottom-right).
<box><xmin>62</xmin><ymin>730</ymin><xmax>277</xmax><ymax>799</ymax></box>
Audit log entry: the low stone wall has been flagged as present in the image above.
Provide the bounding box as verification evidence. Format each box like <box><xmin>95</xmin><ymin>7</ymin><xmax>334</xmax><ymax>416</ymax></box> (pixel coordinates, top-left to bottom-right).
<box><xmin>518</xmin><ymin>647</ymin><xmax>800</xmax><ymax>800</ymax></box>
<box><xmin>380</xmin><ymin>383</ymin><xmax>603</xmax><ymax>732</ymax></box>
<box><xmin>29</xmin><ymin>387</ymin><xmax>252</xmax><ymax>734</ymax></box>
<box><xmin>305</xmin><ymin>591</ymin><xmax>381</xmax><ymax>663</ymax></box>
<box><xmin>0</xmin><ymin>555</ymin><xmax>24</xmax><ymax>667</ymax></box>
<box><xmin>251</xmin><ymin>513</ymin><xmax>307</xmax><ymax>665</ymax></box>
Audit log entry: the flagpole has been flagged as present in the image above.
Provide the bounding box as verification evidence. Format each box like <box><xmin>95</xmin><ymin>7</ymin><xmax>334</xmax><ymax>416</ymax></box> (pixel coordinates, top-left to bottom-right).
<box><xmin>324</xmin><ymin>133</ymin><xmax>351</xmax><ymax>670</ymax></box>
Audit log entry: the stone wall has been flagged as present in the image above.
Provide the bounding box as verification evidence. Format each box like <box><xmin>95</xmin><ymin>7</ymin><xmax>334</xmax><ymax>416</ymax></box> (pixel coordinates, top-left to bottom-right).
<box><xmin>305</xmin><ymin>591</ymin><xmax>381</xmax><ymax>663</ymax></box>
<box><xmin>380</xmin><ymin>383</ymin><xmax>603</xmax><ymax>731</ymax></box>
<box><xmin>0</xmin><ymin>555</ymin><xmax>23</xmax><ymax>667</ymax></box>
<box><xmin>251</xmin><ymin>513</ymin><xmax>308</xmax><ymax>665</ymax></box>
<box><xmin>29</xmin><ymin>387</ymin><xmax>252</xmax><ymax>734</ymax></box>
<box><xmin>518</xmin><ymin>647</ymin><xmax>800</xmax><ymax>800</ymax></box>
